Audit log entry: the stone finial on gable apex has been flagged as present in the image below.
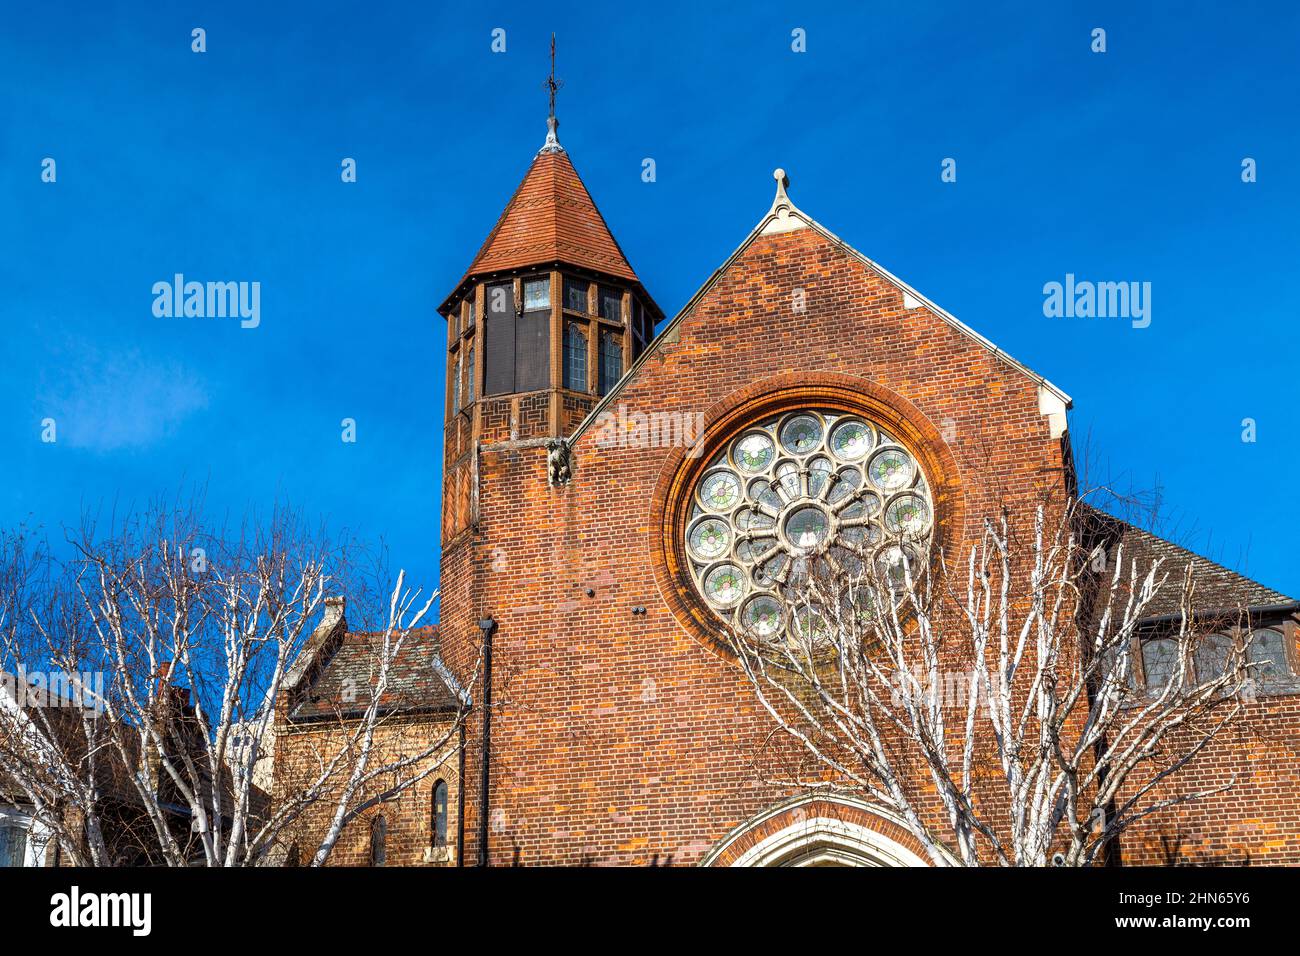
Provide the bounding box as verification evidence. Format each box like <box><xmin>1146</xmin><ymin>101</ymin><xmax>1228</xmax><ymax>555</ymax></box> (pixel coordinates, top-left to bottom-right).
<box><xmin>771</xmin><ymin>168</ymin><xmax>791</xmax><ymax>209</ymax></box>
<box><xmin>762</xmin><ymin>167</ymin><xmax>807</xmax><ymax>235</ymax></box>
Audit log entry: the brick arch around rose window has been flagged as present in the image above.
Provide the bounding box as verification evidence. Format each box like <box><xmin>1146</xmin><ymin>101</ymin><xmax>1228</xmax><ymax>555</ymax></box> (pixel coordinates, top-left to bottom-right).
<box><xmin>647</xmin><ymin>370</ymin><xmax>966</xmax><ymax>656</ymax></box>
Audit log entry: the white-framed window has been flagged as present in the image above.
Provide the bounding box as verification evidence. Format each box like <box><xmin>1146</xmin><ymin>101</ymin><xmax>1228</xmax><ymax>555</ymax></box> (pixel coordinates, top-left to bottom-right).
<box><xmin>0</xmin><ymin>807</ymin><xmax>47</xmax><ymax>868</ymax></box>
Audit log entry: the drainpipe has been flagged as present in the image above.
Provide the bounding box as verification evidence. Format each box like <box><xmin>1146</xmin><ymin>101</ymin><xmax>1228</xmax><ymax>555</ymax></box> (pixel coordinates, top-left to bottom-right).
<box><xmin>456</xmin><ymin>720</ymin><xmax>466</xmax><ymax>868</ymax></box>
<box><xmin>476</xmin><ymin>616</ymin><xmax>496</xmax><ymax>867</ymax></box>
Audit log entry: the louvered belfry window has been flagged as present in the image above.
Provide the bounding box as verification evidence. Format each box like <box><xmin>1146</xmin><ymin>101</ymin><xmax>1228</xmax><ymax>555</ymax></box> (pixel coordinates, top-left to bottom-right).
<box><xmin>483</xmin><ymin>280</ymin><xmax>552</xmax><ymax>395</ymax></box>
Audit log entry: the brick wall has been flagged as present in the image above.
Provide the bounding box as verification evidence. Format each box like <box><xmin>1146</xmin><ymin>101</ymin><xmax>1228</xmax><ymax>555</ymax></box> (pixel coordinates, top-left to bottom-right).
<box><xmin>273</xmin><ymin>716</ymin><xmax>461</xmax><ymax>867</ymax></box>
<box><xmin>1118</xmin><ymin>686</ymin><xmax>1300</xmax><ymax>865</ymax></box>
<box><xmin>441</xmin><ymin>224</ymin><xmax>1072</xmax><ymax>864</ymax></box>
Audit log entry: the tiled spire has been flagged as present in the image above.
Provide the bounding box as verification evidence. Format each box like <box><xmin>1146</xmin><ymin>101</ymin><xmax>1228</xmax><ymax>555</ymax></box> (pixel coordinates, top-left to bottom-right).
<box><xmin>454</xmin><ymin>150</ymin><xmax>640</xmax><ymax>284</ymax></box>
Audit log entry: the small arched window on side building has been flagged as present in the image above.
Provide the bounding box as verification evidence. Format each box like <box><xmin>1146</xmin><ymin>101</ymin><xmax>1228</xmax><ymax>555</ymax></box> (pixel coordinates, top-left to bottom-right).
<box><xmin>432</xmin><ymin>780</ymin><xmax>449</xmax><ymax>848</ymax></box>
<box><xmin>370</xmin><ymin>814</ymin><xmax>387</xmax><ymax>867</ymax></box>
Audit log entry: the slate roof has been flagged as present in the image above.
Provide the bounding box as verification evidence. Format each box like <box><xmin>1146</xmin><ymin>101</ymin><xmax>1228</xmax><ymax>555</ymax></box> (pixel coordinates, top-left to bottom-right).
<box><xmin>288</xmin><ymin>625</ymin><xmax>461</xmax><ymax>722</ymax></box>
<box><xmin>1080</xmin><ymin>505</ymin><xmax>1293</xmax><ymax>622</ymax></box>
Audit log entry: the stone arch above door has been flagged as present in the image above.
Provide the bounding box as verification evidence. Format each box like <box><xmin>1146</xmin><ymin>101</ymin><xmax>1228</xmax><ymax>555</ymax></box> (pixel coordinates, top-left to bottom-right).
<box><xmin>701</xmin><ymin>795</ymin><xmax>938</xmax><ymax>867</ymax></box>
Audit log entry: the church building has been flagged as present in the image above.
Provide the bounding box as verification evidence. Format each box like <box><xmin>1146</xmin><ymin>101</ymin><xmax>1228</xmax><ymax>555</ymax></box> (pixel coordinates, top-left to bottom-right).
<box><xmin>277</xmin><ymin>92</ymin><xmax>1299</xmax><ymax>867</ymax></box>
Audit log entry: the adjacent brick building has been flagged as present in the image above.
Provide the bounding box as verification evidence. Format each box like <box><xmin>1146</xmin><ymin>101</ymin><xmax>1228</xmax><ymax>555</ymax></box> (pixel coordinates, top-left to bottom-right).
<box><xmin>277</xmin><ymin>106</ymin><xmax>1297</xmax><ymax>867</ymax></box>
<box><xmin>273</xmin><ymin>598</ymin><xmax>463</xmax><ymax>866</ymax></box>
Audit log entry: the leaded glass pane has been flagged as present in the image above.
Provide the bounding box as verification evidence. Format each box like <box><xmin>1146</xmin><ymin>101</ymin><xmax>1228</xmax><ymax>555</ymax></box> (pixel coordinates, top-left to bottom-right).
<box><xmin>563</xmin><ymin>323</ymin><xmax>587</xmax><ymax>391</ymax></box>
<box><xmin>830</xmin><ymin>418</ymin><xmax>873</xmax><ymax>461</ymax></box>
<box><xmin>779</xmin><ymin>414</ymin><xmax>823</xmax><ymax>455</ymax></box>
<box><xmin>564</xmin><ymin>277</ymin><xmax>589</xmax><ymax>313</ymax></box>
<box><xmin>599</xmin><ymin>286</ymin><xmax>622</xmax><ymax>322</ymax></box>
<box><xmin>1248</xmin><ymin>628</ymin><xmax>1290</xmax><ymax>684</ymax></box>
<box><xmin>1141</xmin><ymin>638</ymin><xmax>1179</xmax><ymax>690</ymax></box>
<box><xmin>733</xmin><ymin>432</ymin><xmax>775</xmax><ymax>473</ymax></box>
<box><xmin>0</xmin><ymin>823</ymin><xmax>27</xmax><ymax>867</ymax></box>
<box><xmin>884</xmin><ymin>493</ymin><xmax>931</xmax><ymax>537</ymax></box>
<box><xmin>1194</xmin><ymin>633</ymin><xmax>1234</xmax><ymax>682</ymax></box>
<box><xmin>523</xmin><ymin>277</ymin><xmax>550</xmax><ymax>312</ymax></box>
<box><xmin>740</xmin><ymin>595</ymin><xmax>783</xmax><ymax>637</ymax></box>
<box><xmin>867</xmin><ymin>447</ymin><xmax>915</xmax><ymax>491</ymax></box>
<box><xmin>698</xmin><ymin>470</ymin><xmax>742</xmax><ymax>511</ymax></box>
<box><xmin>703</xmin><ymin>563</ymin><xmax>745</xmax><ymax>607</ymax></box>
<box><xmin>688</xmin><ymin>517</ymin><xmax>731</xmax><ymax>561</ymax></box>
<box><xmin>598</xmin><ymin>332</ymin><xmax>622</xmax><ymax>395</ymax></box>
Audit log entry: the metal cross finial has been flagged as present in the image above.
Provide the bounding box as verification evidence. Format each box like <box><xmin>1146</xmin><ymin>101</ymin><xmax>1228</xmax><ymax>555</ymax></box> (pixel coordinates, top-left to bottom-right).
<box><xmin>539</xmin><ymin>34</ymin><xmax>565</xmax><ymax>153</ymax></box>
<box><xmin>545</xmin><ymin>34</ymin><xmax>562</xmax><ymax>118</ymax></box>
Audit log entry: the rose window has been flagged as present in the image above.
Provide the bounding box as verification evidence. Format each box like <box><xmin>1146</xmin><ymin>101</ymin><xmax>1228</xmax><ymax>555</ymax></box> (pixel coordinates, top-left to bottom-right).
<box><xmin>684</xmin><ymin>409</ymin><xmax>934</xmax><ymax>637</ymax></box>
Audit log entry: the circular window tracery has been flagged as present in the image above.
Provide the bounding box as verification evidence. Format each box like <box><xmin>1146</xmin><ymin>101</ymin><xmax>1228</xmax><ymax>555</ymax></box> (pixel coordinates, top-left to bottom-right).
<box><xmin>683</xmin><ymin>408</ymin><xmax>934</xmax><ymax>639</ymax></box>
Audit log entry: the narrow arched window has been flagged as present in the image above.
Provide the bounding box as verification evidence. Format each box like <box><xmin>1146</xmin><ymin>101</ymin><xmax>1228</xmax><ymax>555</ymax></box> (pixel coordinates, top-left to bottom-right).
<box><xmin>564</xmin><ymin>323</ymin><xmax>587</xmax><ymax>392</ymax></box>
<box><xmin>598</xmin><ymin>331</ymin><xmax>622</xmax><ymax>396</ymax></box>
<box><xmin>466</xmin><ymin>345</ymin><xmax>476</xmax><ymax>405</ymax></box>
<box><xmin>452</xmin><ymin>353</ymin><xmax>462</xmax><ymax>412</ymax></box>
<box><xmin>432</xmin><ymin>780</ymin><xmax>448</xmax><ymax>847</ymax></box>
<box><xmin>370</xmin><ymin>814</ymin><xmax>387</xmax><ymax>867</ymax></box>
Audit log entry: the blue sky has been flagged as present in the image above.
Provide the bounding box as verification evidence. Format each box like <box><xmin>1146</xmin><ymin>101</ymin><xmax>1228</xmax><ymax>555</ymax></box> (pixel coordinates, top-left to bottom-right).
<box><xmin>2</xmin><ymin>1</ymin><xmax>1296</xmax><ymax>608</ymax></box>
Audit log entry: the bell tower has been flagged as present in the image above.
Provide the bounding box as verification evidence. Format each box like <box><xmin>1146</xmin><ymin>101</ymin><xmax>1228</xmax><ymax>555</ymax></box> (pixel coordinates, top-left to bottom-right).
<box><xmin>437</xmin><ymin>38</ymin><xmax>663</xmax><ymax>544</ymax></box>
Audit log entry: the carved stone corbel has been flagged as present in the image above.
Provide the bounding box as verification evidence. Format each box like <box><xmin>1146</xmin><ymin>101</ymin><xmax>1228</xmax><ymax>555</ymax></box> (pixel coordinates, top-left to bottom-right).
<box><xmin>546</xmin><ymin>438</ymin><xmax>572</xmax><ymax>486</ymax></box>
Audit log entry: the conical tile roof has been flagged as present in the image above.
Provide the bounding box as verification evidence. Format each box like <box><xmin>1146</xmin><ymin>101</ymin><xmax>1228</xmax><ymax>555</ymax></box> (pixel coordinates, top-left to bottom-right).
<box><xmin>455</xmin><ymin>149</ymin><xmax>639</xmax><ymax>288</ymax></box>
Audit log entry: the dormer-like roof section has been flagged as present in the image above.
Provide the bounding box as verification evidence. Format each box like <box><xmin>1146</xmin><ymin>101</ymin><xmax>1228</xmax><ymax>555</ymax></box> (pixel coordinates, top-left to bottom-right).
<box><xmin>439</xmin><ymin>148</ymin><xmax>644</xmax><ymax>315</ymax></box>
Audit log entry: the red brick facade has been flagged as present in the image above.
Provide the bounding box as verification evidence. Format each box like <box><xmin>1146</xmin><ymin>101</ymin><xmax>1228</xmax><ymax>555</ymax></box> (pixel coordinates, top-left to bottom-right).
<box><xmin>274</xmin><ymin>716</ymin><xmax>460</xmax><ymax>867</ymax></box>
<box><xmin>289</xmin><ymin>136</ymin><xmax>1298</xmax><ymax>867</ymax></box>
<box><xmin>438</xmin><ymin>188</ymin><xmax>1085</xmax><ymax>865</ymax></box>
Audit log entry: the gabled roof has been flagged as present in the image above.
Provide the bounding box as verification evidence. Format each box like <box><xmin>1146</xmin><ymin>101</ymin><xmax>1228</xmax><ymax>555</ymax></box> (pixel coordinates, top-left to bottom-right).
<box><xmin>572</xmin><ymin>168</ymin><xmax>1073</xmax><ymax>444</ymax></box>
<box><xmin>439</xmin><ymin>146</ymin><xmax>643</xmax><ymax>314</ymax></box>
<box><xmin>1079</xmin><ymin>505</ymin><xmax>1293</xmax><ymax>621</ymax></box>
<box><xmin>288</xmin><ymin>625</ymin><xmax>462</xmax><ymax>722</ymax></box>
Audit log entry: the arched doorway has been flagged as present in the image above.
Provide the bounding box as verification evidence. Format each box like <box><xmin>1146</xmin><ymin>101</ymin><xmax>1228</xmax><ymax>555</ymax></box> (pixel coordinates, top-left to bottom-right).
<box><xmin>702</xmin><ymin>795</ymin><xmax>937</xmax><ymax>867</ymax></box>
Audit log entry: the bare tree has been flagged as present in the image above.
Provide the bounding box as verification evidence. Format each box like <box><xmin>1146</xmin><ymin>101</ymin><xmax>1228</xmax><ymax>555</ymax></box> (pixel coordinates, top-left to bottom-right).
<box><xmin>0</xmin><ymin>500</ymin><xmax>476</xmax><ymax>866</ymax></box>
<box><xmin>724</xmin><ymin>496</ymin><xmax>1260</xmax><ymax>866</ymax></box>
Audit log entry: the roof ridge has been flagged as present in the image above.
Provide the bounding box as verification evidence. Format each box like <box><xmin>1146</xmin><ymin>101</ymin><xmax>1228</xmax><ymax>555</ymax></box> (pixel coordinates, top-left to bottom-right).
<box><xmin>570</xmin><ymin>168</ymin><xmax>1072</xmax><ymax>444</ymax></box>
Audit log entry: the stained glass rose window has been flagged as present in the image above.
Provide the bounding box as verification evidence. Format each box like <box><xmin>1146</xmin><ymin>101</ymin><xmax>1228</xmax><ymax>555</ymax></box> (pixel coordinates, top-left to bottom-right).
<box><xmin>685</xmin><ymin>409</ymin><xmax>935</xmax><ymax>639</ymax></box>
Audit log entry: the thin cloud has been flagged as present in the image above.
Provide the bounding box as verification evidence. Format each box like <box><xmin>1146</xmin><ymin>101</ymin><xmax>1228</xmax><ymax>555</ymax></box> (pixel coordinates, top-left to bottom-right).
<box><xmin>37</xmin><ymin>343</ymin><xmax>209</xmax><ymax>452</ymax></box>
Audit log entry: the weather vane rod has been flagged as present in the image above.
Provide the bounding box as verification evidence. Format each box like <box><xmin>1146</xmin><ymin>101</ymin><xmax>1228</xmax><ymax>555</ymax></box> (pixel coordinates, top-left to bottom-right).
<box><xmin>540</xmin><ymin>33</ymin><xmax>564</xmax><ymax>153</ymax></box>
